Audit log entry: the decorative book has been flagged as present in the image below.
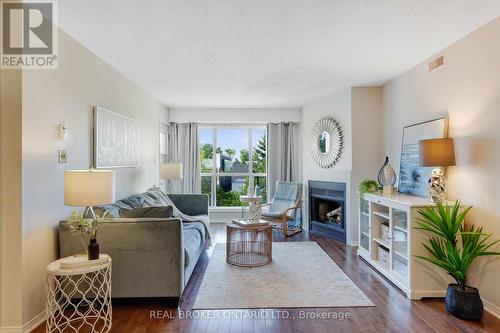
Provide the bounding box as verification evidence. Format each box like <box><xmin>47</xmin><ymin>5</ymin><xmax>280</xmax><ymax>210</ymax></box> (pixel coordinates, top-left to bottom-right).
<box><xmin>232</xmin><ymin>218</ymin><xmax>269</xmax><ymax>227</ymax></box>
<box><xmin>60</xmin><ymin>254</ymin><xmax>109</xmax><ymax>269</ymax></box>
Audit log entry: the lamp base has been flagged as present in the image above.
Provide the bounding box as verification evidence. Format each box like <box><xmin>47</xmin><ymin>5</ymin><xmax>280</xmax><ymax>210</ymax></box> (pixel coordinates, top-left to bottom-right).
<box><xmin>83</xmin><ymin>206</ymin><xmax>97</xmax><ymax>219</ymax></box>
<box><xmin>163</xmin><ymin>179</ymin><xmax>178</xmax><ymax>194</ymax></box>
<box><xmin>429</xmin><ymin>167</ymin><xmax>446</xmax><ymax>203</ymax></box>
<box><xmin>383</xmin><ymin>186</ymin><xmax>395</xmax><ymax>195</ymax></box>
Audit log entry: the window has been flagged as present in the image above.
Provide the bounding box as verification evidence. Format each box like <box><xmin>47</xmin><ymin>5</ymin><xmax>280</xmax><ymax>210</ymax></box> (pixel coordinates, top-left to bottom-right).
<box><xmin>200</xmin><ymin>126</ymin><xmax>267</xmax><ymax>207</ymax></box>
<box><xmin>159</xmin><ymin>122</ymin><xmax>168</xmax><ymax>164</ymax></box>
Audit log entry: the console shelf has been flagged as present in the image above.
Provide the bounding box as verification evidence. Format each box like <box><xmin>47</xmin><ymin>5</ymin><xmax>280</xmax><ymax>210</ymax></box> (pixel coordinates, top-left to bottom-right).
<box><xmin>357</xmin><ymin>192</ymin><xmax>452</xmax><ymax>300</ymax></box>
<box><xmin>373</xmin><ymin>211</ymin><xmax>390</xmax><ymax>220</ymax></box>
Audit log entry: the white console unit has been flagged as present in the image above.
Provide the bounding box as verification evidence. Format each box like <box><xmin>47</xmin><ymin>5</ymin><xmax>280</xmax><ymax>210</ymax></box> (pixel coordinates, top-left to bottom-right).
<box><xmin>358</xmin><ymin>191</ymin><xmax>451</xmax><ymax>299</ymax></box>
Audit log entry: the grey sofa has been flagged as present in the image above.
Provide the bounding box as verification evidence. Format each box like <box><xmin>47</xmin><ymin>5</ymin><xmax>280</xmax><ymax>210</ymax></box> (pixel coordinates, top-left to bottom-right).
<box><xmin>59</xmin><ymin>192</ymin><xmax>209</xmax><ymax>303</ymax></box>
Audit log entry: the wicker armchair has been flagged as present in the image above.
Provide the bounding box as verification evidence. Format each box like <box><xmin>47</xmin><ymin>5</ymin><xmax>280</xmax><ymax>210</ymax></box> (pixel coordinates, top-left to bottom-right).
<box><xmin>261</xmin><ymin>181</ymin><xmax>303</xmax><ymax>237</ymax></box>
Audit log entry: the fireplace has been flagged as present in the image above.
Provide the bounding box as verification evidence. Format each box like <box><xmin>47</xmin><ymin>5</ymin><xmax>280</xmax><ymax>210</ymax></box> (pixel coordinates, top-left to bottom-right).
<box><xmin>309</xmin><ymin>180</ymin><xmax>346</xmax><ymax>243</ymax></box>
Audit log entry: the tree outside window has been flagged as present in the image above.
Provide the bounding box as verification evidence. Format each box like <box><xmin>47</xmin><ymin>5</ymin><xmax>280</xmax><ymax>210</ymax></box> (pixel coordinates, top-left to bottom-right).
<box><xmin>199</xmin><ymin>126</ymin><xmax>267</xmax><ymax>207</ymax></box>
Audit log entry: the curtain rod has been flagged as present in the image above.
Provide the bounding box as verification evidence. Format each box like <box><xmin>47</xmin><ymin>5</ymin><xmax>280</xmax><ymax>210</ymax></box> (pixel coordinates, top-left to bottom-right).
<box><xmin>169</xmin><ymin>121</ymin><xmax>299</xmax><ymax>127</ymax></box>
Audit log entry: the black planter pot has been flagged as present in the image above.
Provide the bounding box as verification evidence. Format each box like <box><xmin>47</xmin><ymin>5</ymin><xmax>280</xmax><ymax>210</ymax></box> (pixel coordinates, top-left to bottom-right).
<box><xmin>88</xmin><ymin>238</ymin><xmax>100</xmax><ymax>260</ymax></box>
<box><xmin>445</xmin><ymin>284</ymin><xmax>483</xmax><ymax>320</ymax></box>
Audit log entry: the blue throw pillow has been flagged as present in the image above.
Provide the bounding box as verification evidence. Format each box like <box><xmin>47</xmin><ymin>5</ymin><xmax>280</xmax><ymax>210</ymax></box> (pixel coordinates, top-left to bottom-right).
<box><xmin>120</xmin><ymin>196</ymin><xmax>144</xmax><ymax>209</ymax></box>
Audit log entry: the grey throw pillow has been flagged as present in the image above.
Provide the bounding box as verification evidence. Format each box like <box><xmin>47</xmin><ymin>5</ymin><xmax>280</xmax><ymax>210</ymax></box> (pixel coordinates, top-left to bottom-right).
<box><xmin>119</xmin><ymin>206</ymin><xmax>173</xmax><ymax>218</ymax></box>
<box><xmin>93</xmin><ymin>205</ymin><xmax>120</xmax><ymax>218</ymax></box>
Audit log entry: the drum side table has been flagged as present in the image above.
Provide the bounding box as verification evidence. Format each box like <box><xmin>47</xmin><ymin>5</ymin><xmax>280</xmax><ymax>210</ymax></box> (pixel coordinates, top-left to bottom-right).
<box><xmin>46</xmin><ymin>254</ymin><xmax>112</xmax><ymax>333</ymax></box>
<box><xmin>226</xmin><ymin>223</ymin><xmax>272</xmax><ymax>267</ymax></box>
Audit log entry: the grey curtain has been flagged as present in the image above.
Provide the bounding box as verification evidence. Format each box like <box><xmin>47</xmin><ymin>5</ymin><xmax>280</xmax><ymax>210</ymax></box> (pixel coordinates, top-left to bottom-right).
<box><xmin>167</xmin><ymin>122</ymin><xmax>201</xmax><ymax>194</ymax></box>
<box><xmin>267</xmin><ymin>122</ymin><xmax>299</xmax><ymax>199</ymax></box>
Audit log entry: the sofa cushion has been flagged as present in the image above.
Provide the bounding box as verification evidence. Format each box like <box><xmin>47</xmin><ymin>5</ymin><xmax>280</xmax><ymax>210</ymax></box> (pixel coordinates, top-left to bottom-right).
<box><xmin>168</xmin><ymin>194</ymin><xmax>209</xmax><ymax>216</ymax></box>
<box><xmin>119</xmin><ymin>206</ymin><xmax>173</xmax><ymax>218</ymax></box>
<box><xmin>183</xmin><ymin>222</ymin><xmax>206</xmax><ymax>268</ymax></box>
<box><xmin>261</xmin><ymin>210</ymin><xmax>284</xmax><ymax>218</ymax></box>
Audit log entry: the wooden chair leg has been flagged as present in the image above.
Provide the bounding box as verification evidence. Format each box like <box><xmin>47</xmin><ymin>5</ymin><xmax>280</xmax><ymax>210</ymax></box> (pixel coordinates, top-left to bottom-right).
<box><xmin>281</xmin><ymin>214</ymin><xmax>288</xmax><ymax>236</ymax></box>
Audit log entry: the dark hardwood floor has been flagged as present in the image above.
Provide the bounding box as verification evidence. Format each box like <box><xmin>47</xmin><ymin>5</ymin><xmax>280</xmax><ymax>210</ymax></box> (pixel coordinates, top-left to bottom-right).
<box><xmin>34</xmin><ymin>224</ymin><xmax>500</xmax><ymax>333</ymax></box>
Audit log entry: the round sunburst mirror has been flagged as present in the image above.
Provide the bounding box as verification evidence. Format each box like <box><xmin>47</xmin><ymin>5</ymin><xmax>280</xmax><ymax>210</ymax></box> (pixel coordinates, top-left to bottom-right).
<box><xmin>310</xmin><ymin>117</ymin><xmax>343</xmax><ymax>168</ymax></box>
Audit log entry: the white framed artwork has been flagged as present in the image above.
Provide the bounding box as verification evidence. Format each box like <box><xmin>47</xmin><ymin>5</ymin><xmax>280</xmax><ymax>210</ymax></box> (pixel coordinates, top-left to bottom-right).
<box><xmin>93</xmin><ymin>106</ymin><xmax>139</xmax><ymax>168</ymax></box>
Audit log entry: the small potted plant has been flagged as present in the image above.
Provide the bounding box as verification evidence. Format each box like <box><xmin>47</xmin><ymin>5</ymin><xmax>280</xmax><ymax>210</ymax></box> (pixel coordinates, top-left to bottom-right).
<box><xmin>358</xmin><ymin>179</ymin><xmax>381</xmax><ymax>212</ymax></box>
<box><xmin>67</xmin><ymin>210</ymin><xmax>108</xmax><ymax>260</ymax></box>
<box><xmin>358</xmin><ymin>179</ymin><xmax>381</xmax><ymax>198</ymax></box>
<box><xmin>416</xmin><ymin>201</ymin><xmax>500</xmax><ymax>320</ymax></box>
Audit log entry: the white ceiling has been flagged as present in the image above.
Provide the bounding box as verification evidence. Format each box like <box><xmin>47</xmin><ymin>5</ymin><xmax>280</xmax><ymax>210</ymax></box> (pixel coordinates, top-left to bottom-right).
<box><xmin>59</xmin><ymin>1</ymin><xmax>500</xmax><ymax>108</ymax></box>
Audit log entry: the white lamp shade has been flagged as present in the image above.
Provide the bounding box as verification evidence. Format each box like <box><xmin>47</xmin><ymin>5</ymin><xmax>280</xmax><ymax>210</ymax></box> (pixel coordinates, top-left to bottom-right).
<box><xmin>64</xmin><ymin>170</ymin><xmax>115</xmax><ymax>206</ymax></box>
<box><xmin>160</xmin><ymin>163</ymin><xmax>183</xmax><ymax>180</ymax></box>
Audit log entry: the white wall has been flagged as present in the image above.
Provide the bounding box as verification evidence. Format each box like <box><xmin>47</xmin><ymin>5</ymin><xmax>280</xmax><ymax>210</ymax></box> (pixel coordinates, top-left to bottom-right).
<box><xmin>0</xmin><ymin>69</ymin><xmax>23</xmax><ymax>329</ymax></box>
<box><xmin>300</xmin><ymin>87</ymin><xmax>383</xmax><ymax>245</ymax></box>
<box><xmin>19</xmin><ymin>29</ymin><xmax>167</xmax><ymax>329</ymax></box>
<box><xmin>169</xmin><ymin>108</ymin><xmax>300</xmax><ymax>123</ymax></box>
<box><xmin>382</xmin><ymin>16</ymin><xmax>500</xmax><ymax>313</ymax></box>
<box><xmin>301</xmin><ymin>88</ymin><xmax>353</xmax><ymax>241</ymax></box>
<box><xmin>350</xmin><ymin>87</ymin><xmax>383</xmax><ymax>244</ymax></box>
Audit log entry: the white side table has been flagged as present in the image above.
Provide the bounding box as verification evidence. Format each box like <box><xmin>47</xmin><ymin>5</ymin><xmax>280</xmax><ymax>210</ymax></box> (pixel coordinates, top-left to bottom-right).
<box><xmin>239</xmin><ymin>195</ymin><xmax>262</xmax><ymax>221</ymax></box>
<box><xmin>46</xmin><ymin>254</ymin><xmax>112</xmax><ymax>333</ymax></box>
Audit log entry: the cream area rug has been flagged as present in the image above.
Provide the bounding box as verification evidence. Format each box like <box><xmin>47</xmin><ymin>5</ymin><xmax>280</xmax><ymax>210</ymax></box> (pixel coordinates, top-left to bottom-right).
<box><xmin>193</xmin><ymin>242</ymin><xmax>374</xmax><ymax>309</ymax></box>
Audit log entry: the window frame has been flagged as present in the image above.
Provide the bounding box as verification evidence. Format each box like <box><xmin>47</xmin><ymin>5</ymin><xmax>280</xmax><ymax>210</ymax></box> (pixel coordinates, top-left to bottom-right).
<box><xmin>199</xmin><ymin>124</ymin><xmax>267</xmax><ymax>207</ymax></box>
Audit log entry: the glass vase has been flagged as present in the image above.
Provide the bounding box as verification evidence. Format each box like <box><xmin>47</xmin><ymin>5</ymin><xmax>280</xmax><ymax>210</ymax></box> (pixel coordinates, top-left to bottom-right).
<box><xmin>378</xmin><ymin>157</ymin><xmax>396</xmax><ymax>194</ymax></box>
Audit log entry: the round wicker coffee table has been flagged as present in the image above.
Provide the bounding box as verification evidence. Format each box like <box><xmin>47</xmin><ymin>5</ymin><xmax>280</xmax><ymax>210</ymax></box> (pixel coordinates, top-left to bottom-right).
<box><xmin>226</xmin><ymin>222</ymin><xmax>272</xmax><ymax>267</ymax></box>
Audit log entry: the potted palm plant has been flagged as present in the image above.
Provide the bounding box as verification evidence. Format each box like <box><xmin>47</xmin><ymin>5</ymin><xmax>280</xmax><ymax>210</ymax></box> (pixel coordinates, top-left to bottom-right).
<box><xmin>416</xmin><ymin>201</ymin><xmax>500</xmax><ymax>320</ymax></box>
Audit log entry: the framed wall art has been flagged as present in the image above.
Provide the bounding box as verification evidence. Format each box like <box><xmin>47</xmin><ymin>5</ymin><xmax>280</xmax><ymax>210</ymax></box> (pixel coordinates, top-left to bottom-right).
<box><xmin>398</xmin><ymin>116</ymin><xmax>448</xmax><ymax>196</ymax></box>
<box><xmin>93</xmin><ymin>106</ymin><xmax>139</xmax><ymax>168</ymax></box>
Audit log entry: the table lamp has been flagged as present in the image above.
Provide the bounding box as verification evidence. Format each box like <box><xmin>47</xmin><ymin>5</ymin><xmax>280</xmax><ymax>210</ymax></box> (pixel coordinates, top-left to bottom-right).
<box><xmin>419</xmin><ymin>138</ymin><xmax>455</xmax><ymax>203</ymax></box>
<box><xmin>160</xmin><ymin>163</ymin><xmax>183</xmax><ymax>193</ymax></box>
<box><xmin>64</xmin><ymin>169</ymin><xmax>115</xmax><ymax>218</ymax></box>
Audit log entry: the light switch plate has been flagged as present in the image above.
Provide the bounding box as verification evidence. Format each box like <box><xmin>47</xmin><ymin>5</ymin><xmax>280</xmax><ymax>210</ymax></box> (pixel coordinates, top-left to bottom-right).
<box><xmin>58</xmin><ymin>122</ymin><xmax>69</xmax><ymax>140</ymax></box>
<box><xmin>58</xmin><ymin>149</ymin><xmax>68</xmax><ymax>163</ymax></box>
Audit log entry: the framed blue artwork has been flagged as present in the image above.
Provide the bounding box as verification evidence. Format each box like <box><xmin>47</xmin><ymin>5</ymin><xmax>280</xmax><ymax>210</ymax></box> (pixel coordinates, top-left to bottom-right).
<box><xmin>398</xmin><ymin>117</ymin><xmax>448</xmax><ymax>196</ymax></box>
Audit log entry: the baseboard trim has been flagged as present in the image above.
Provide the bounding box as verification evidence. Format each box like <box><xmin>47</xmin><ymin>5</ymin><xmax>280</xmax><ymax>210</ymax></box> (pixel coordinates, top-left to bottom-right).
<box><xmin>0</xmin><ymin>327</ymin><xmax>22</xmax><ymax>333</ymax></box>
<box><xmin>483</xmin><ymin>298</ymin><xmax>500</xmax><ymax>319</ymax></box>
<box><xmin>1</xmin><ymin>310</ymin><xmax>47</xmax><ymax>333</ymax></box>
<box><xmin>22</xmin><ymin>310</ymin><xmax>46</xmax><ymax>333</ymax></box>
<box><xmin>411</xmin><ymin>290</ymin><xmax>446</xmax><ymax>300</ymax></box>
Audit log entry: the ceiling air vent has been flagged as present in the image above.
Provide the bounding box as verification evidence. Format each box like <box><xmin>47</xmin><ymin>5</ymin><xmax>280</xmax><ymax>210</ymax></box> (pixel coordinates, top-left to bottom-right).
<box><xmin>428</xmin><ymin>56</ymin><xmax>444</xmax><ymax>72</ymax></box>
